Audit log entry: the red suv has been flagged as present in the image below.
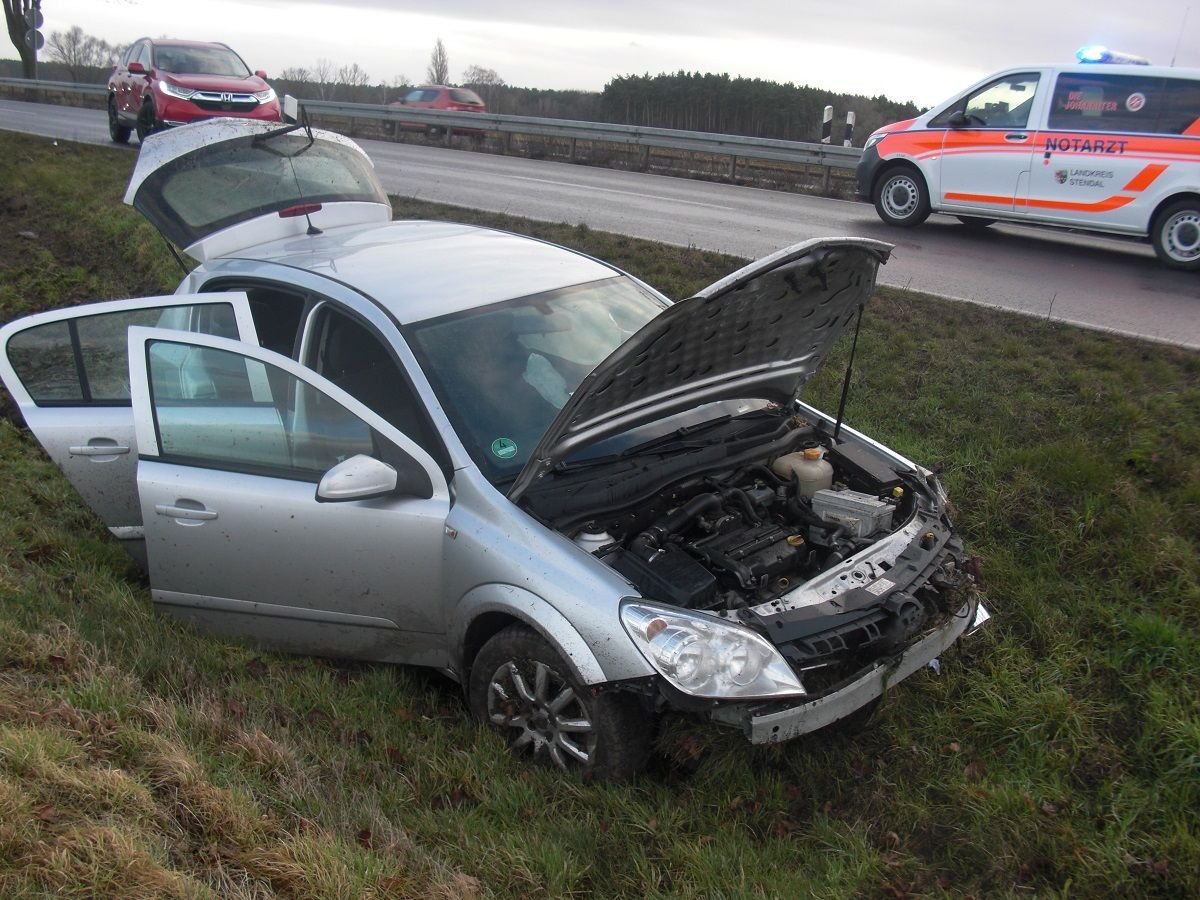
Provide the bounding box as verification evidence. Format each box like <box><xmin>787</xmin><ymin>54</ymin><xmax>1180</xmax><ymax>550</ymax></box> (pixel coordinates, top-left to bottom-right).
<box><xmin>389</xmin><ymin>85</ymin><xmax>486</xmax><ymax>135</ymax></box>
<box><xmin>107</xmin><ymin>38</ymin><xmax>281</xmax><ymax>144</ymax></box>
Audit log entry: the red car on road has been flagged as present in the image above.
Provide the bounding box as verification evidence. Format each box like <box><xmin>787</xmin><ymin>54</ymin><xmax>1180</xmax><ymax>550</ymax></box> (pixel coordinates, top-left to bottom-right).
<box><xmin>107</xmin><ymin>38</ymin><xmax>281</xmax><ymax>144</ymax></box>
<box><xmin>389</xmin><ymin>85</ymin><xmax>487</xmax><ymax>135</ymax></box>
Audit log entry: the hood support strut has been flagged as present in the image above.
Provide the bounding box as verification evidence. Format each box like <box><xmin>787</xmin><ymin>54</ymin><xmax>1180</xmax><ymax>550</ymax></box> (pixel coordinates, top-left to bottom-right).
<box><xmin>832</xmin><ymin>304</ymin><xmax>864</xmax><ymax>443</ymax></box>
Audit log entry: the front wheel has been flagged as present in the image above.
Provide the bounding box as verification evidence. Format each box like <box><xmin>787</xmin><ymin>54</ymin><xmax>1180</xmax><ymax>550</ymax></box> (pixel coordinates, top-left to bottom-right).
<box><xmin>873</xmin><ymin>168</ymin><xmax>931</xmax><ymax>227</ymax></box>
<box><xmin>135</xmin><ymin>102</ymin><xmax>158</xmax><ymax>143</ymax></box>
<box><xmin>468</xmin><ymin>625</ymin><xmax>653</xmax><ymax>780</ymax></box>
<box><xmin>1151</xmin><ymin>200</ymin><xmax>1200</xmax><ymax>271</ymax></box>
<box><xmin>107</xmin><ymin>96</ymin><xmax>130</xmax><ymax>144</ymax></box>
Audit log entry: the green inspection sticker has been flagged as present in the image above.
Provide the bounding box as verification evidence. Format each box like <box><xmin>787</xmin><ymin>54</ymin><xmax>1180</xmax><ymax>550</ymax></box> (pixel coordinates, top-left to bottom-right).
<box><xmin>491</xmin><ymin>437</ymin><xmax>518</xmax><ymax>459</ymax></box>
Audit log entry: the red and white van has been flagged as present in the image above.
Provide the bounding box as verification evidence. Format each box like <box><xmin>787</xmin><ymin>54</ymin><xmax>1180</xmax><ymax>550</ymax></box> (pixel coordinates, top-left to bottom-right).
<box><xmin>856</xmin><ymin>57</ymin><xmax>1200</xmax><ymax>269</ymax></box>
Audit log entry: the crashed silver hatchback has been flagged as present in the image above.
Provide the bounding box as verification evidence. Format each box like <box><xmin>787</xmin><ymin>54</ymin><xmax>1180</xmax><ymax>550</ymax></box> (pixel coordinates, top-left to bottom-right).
<box><xmin>0</xmin><ymin>120</ymin><xmax>988</xmax><ymax>778</ymax></box>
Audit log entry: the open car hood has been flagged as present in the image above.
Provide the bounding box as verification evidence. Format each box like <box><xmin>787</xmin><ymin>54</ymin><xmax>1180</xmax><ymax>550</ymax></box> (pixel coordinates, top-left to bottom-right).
<box><xmin>125</xmin><ymin>119</ymin><xmax>392</xmax><ymax>262</ymax></box>
<box><xmin>510</xmin><ymin>237</ymin><xmax>892</xmax><ymax>500</ymax></box>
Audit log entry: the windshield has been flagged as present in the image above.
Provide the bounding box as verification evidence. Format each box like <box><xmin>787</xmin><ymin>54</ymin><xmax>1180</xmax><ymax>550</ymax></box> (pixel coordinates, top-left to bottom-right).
<box><xmin>408</xmin><ymin>276</ymin><xmax>665</xmax><ymax>483</ymax></box>
<box><xmin>131</xmin><ymin>130</ymin><xmax>389</xmax><ymax>249</ymax></box>
<box><xmin>155</xmin><ymin>45</ymin><xmax>251</xmax><ymax>78</ymax></box>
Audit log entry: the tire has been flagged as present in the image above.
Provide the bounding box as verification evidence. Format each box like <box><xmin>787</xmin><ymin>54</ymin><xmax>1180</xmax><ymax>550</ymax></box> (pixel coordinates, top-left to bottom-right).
<box><xmin>873</xmin><ymin>167</ymin><xmax>931</xmax><ymax>227</ymax></box>
<box><xmin>468</xmin><ymin>625</ymin><xmax>653</xmax><ymax>780</ymax></box>
<box><xmin>956</xmin><ymin>216</ymin><xmax>995</xmax><ymax>230</ymax></box>
<box><xmin>1150</xmin><ymin>200</ymin><xmax>1200</xmax><ymax>271</ymax></box>
<box><xmin>107</xmin><ymin>96</ymin><xmax>130</xmax><ymax>144</ymax></box>
<box><xmin>135</xmin><ymin>102</ymin><xmax>157</xmax><ymax>143</ymax></box>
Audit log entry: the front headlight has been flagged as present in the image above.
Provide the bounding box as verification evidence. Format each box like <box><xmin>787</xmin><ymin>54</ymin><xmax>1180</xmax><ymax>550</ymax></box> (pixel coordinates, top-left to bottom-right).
<box><xmin>253</xmin><ymin>88</ymin><xmax>276</xmax><ymax>103</ymax></box>
<box><xmin>620</xmin><ymin>602</ymin><xmax>805</xmax><ymax>700</ymax></box>
<box><xmin>864</xmin><ymin>131</ymin><xmax>886</xmax><ymax>150</ymax></box>
<box><xmin>158</xmin><ymin>80</ymin><xmax>196</xmax><ymax>100</ymax></box>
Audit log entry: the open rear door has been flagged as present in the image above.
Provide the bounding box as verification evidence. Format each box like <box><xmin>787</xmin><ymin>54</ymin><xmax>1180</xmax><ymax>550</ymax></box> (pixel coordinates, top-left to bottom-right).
<box><xmin>0</xmin><ymin>293</ymin><xmax>258</xmax><ymax>564</ymax></box>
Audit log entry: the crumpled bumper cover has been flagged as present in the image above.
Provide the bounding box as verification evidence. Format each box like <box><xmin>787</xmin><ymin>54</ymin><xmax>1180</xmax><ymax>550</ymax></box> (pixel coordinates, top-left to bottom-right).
<box><xmin>711</xmin><ymin>597</ymin><xmax>989</xmax><ymax>743</ymax></box>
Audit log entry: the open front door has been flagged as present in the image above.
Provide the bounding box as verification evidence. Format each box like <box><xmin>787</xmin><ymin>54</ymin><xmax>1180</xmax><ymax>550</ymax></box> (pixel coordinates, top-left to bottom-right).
<box><xmin>126</xmin><ymin>328</ymin><xmax>450</xmax><ymax>665</ymax></box>
<box><xmin>0</xmin><ymin>293</ymin><xmax>259</xmax><ymax>564</ymax></box>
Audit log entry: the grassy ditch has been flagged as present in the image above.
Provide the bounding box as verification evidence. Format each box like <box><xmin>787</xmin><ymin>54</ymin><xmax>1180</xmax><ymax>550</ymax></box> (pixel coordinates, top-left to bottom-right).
<box><xmin>0</xmin><ymin>131</ymin><xmax>1197</xmax><ymax>898</ymax></box>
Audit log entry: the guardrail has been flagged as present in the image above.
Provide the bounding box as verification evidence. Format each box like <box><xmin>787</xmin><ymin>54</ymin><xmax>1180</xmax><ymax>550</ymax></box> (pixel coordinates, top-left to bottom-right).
<box><xmin>0</xmin><ymin>77</ymin><xmax>106</xmax><ymax>96</ymax></box>
<box><xmin>299</xmin><ymin>99</ymin><xmax>864</xmax><ymax>172</ymax></box>
<box><xmin>0</xmin><ymin>77</ymin><xmax>864</xmax><ymax>183</ymax></box>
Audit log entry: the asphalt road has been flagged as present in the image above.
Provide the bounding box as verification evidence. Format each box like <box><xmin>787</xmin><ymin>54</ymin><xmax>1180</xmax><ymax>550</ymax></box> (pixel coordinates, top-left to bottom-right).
<box><xmin>3</xmin><ymin>98</ymin><xmax>1198</xmax><ymax>349</ymax></box>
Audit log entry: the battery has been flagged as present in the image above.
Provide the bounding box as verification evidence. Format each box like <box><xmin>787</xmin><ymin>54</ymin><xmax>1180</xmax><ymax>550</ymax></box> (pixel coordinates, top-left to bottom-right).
<box><xmin>811</xmin><ymin>488</ymin><xmax>894</xmax><ymax>538</ymax></box>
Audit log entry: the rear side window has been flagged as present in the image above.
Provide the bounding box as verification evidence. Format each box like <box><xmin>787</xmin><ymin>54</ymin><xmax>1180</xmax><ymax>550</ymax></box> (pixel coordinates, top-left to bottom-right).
<box><xmin>449</xmin><ymin>89</ymin><xmax>483</xmax><ymax>105</ymax></box>
<box><xmin>1159</xmin><ymin>77</ymin><xmax>1200</xmax><ymax>134</ymax></box>
<box><xmin>405</xmin><ymin>89</ymin><xmax>441</xmax><ymax>102</ymax></box>
<box><xmin>1048</xmin><ymin>73</ymin><xmax>1168</xmax><ymax>134</ymax></box>
<box><xmin>6</xmin><ymin>303</ymin><xmax>240</xmax><ymax>405</ymax></box>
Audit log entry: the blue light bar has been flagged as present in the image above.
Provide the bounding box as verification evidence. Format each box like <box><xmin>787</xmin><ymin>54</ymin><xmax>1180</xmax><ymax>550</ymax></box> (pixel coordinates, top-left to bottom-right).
<box><xmin>1075</xmin><ymin>45</ymin><xmax>1151</xmax><ymax>65</ymax></box>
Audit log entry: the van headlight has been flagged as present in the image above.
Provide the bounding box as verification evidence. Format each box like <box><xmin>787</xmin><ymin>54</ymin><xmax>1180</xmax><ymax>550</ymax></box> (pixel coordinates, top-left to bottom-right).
<box><xmin>864</xmin><ymin>131</ymin><xmax>886</xmax><ymax>150</ymax></box>
<box><xmin>620</xmin><ymin>602</ymin><xmax>805</xmax><ymax>699</ymax></box>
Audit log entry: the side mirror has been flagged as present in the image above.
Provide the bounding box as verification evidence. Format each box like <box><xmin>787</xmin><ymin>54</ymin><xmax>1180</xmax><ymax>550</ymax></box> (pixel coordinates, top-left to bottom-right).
<box><xmin>317</xmin><ymin>455</ymin><xmax>397</xmax><ymax>502</ymax></box>
<box><xmin>947</xmin><ymin>110</ymin><xmax>969</xmax><ymax>128</ymax></box>
<box><xmin>128</xmin><ymin>61</ymin><xmax>147</xmax><ymax>76</ymax></box>
<box><xmin>255</xmin><ymin>70</ymin><xmax>268</xmax><ymax>80</ymax></box>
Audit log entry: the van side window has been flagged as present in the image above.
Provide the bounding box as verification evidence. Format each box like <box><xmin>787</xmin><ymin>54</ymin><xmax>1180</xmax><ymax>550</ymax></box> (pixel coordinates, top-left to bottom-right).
<box><xmin>930</xmin><ymin>73</ymin><xmax>1041</xmax><ymax>129</ymax></box>
<box><xmin>1048</xmin><ymin>73</ymin><xmax>1166</xmax><ymax>134</ymax></box>
<box><xmin>1159</xmin><ymin>77</ymin><xmax>1200</xmax><ymax>135</ymax></box>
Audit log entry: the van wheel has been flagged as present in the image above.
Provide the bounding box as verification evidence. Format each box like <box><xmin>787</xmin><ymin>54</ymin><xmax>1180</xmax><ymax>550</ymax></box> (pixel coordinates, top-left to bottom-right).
<box><xmin>468</xmin><ymin>625</ymin><xmax>653</xmax><ymax>780</ymax></box>
<box><xmin>956</xmin><ymin>216</ymin><xmax>995</xmax><ymax>230</ymax></box>
<box><xmin>1151</xmin><ymin>200</ymin><xmax>1200</xmax><ymax>271</ymax></box>
<box><xmin>874</xmin><ymin>168</ymin><xmax>931</xmax><ymax>227</ymax></box>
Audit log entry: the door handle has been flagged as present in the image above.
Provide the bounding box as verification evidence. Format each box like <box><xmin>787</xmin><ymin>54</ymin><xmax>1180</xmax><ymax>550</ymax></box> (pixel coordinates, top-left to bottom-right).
<box><xmin>154</xmin><ymin>504</ymin><xmax>218</xmax><ymax>521</ymax></box>
<box><xmin>69</xmin><ymin>444</ymin><xmax>131</xmax><ymax>456</ymax></box>
<box><xmin>1004</xmin><ymin>133</ymin><xmax>1028</xmax><ymax>142</ymax></box>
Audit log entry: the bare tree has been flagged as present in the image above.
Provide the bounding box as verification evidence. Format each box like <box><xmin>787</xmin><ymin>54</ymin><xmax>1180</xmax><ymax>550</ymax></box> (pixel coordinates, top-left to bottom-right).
<box><xmin>312</xmin><ymin>57</ymin><xmax>333</xmax><ymax>100</ymax></box>
<box><xmin>334</xmin><ymin>62</ymin><xmax>370</xmax><ymax>102</ymax></box>
<box><xmin>46</xmin><ymin>25</ymin><xmax>115</xmax><ymax>81</ymax></box>
<box><xmin>278</xmin><ymin>65</ymin><xmax>312</xmax><ymax>83</ymax></box>
<box><xmin>462</xmin><ymin>64</ymin><xmax>505</xmax><ymax>109</ymax></box>
<box><xmin>426</xmin><ymin>38</ymin><xmax>448</xmax><ymax>85</ymax></box>
<box><xmin>2</xmin><ymin>0</ymin><xmax>37</xmax><ymax>78</ymax></box>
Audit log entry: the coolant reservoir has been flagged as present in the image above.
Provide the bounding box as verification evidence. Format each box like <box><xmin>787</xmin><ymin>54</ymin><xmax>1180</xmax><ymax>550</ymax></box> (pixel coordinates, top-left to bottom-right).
<box><xmin>772</xmin><ymin>447</ymin><xmax>834</xmax><ymax>498</ymax></box>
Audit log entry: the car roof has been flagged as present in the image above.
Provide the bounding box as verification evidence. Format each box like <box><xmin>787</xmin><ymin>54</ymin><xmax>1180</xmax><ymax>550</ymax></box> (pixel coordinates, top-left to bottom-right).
<box><xmin>218</xmin><ymin>218</ymin><xmax>622</xmax><ymax>325</ymax></box>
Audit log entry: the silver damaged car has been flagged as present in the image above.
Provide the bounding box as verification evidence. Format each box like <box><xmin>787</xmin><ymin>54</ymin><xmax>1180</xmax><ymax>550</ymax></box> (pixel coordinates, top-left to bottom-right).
<box><xmin>0</xmin><ymin>120</ymin><xmax>989</xmax><ymax>778</ymax></box>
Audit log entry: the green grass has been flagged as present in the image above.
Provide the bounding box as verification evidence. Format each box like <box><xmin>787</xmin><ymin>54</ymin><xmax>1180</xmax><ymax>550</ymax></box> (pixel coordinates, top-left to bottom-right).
<box><xmin>0</xmin><ymin>130</ymin><xmax>1197</xmax><ymax>898</ymax></box>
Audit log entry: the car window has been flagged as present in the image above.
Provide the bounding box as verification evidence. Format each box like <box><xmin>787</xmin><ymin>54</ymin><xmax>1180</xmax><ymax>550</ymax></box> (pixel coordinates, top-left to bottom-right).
<box><xmin>1048</xmin><ymin>72</ymin><xmax>1169</xmax><ymax>134</ymax></box>
<box><xmin>133</xmin><ymin>131</ymin><xmax>389</xmax><ymax>250</ymax></box>
<box><xmin>146</xmin><ymin>338</ymin><xmax>379</xmax><ymax>479</ymax></box>
<box><xmin>1159</xmin><ymin>76</ymin><xmax>1200</xmax><ymax>135</ymax></box>
<box><xmin>930</xmin><ymin>72</ymin><xmax>1041</xmax><ymax>128</ymax></box>
<box><xmin>307</xmin><ymin>306</ymin><xmax>447</xmax><ymax>469</ymax></box>
<box><xmin>5</xmin><ymin>302</ymin><xmax>240</xmax><ymax>406</ymax></box>
<box><xmin>137</xmin><ymin>42</ymin><xmax>152</xmax><ymax>69</ymax></box>
<box><xmin>156</xmin><ymin>45</ymin><xmax>250</xmax><ymax>78</ymax></box>
<box><xmin>405</xmin><ymin>89</ymin><xmax>440</xmax><ymax>102</ymax></box>
<box><xmin>449</xmin><ymin>89</ymin><xmax>483</xmax><ymax>104</ymax></box>
<box><xmin>408</xmin><ymin>276</ymin><xmax>664</xmax><ymax>483</ymax></box>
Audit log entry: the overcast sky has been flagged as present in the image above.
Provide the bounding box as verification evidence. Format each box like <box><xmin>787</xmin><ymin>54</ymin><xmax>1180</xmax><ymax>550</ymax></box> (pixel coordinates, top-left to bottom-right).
<box><xmin>40</xmin><ymin>0</ymin><xmax>1200</xmax><ymax>107</ymax></box>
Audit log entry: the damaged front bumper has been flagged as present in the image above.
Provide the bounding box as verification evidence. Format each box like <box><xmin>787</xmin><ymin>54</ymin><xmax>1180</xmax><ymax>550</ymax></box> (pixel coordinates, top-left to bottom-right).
<box><xmin>711</xmin><ymin>597</ymin><xmax>990</xmax><ymax>743</ymax></box>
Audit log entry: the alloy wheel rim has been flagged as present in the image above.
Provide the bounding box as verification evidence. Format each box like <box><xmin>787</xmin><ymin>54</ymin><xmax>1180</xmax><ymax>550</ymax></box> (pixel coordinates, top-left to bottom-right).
<box><xmin>487</xmin><ymin>658</ymin><xmax>596</xmax><ymax>771</ymax></box>
<box><xmin>1164</xmin><ymin>211</ymin><xmax>1200</xmax><ymax>262</ymax></box>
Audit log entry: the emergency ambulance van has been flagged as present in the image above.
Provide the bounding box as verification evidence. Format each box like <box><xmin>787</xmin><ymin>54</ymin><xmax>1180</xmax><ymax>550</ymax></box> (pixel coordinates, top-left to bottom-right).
<box><xmin>856</xmin><ymin>53</ymin><xmax>1200</xmax><ymax>270</ymax></box>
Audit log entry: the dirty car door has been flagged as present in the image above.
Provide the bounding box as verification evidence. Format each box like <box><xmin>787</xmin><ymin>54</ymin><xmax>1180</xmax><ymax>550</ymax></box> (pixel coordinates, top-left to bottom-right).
<box><xmin>0</xmin><ymin>293</ymin><xmax>258</xmax><ymax>564</ymax></box>
<box><xmin>127</xmin><ymin>328</ymin><xmax>450</xmax><ymax>665</ymax></box>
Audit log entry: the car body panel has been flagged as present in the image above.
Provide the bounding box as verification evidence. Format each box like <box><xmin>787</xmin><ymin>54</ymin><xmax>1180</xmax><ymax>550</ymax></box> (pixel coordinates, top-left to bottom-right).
<box><xmin>511</xmin><ymin>237</ymin><xmax>892</xmax><ymax>498</ymax></box>
<box><xmin>128</xmin><ymin>327</ymin><xmax>454</xmax><ymax>660</ymax></box>
<box><xmin>0</xmin><ymin>294</ymin><xmax>258</xmax><ymax>563</ymax></box>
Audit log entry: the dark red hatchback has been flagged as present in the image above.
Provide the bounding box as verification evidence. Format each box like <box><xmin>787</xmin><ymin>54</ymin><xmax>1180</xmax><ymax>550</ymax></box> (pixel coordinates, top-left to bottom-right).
<box><xmin>107</xmin><ymin>38</ymin><xmax>281</xmax><ymax>144</ymax></box>
<box><xmin>389</xmin><ymin>85</ymin><xmax>487</xmax><ymax>135</ymax></box>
